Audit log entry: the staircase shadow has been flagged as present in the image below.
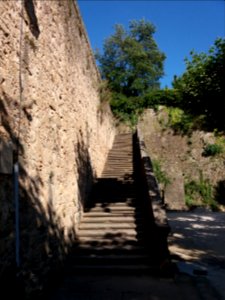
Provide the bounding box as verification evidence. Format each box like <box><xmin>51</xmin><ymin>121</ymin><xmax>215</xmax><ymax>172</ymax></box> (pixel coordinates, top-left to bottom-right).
<box><xmin>86</xmin><ymin>177</ymin><xmax>137</xmax><ymax>211</ymax></box>
<box><xmin>61</xmin><ymin>132</ymin><xmax>167</xmax><ymax>284</ymax></box>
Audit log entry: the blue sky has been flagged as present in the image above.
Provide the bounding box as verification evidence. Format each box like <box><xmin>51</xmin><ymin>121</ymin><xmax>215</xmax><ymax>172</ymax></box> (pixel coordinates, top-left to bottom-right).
<box><xmin>77</xmin><ymin>1</ymin><xmax>225</xmax><ymax>88</ymax></box>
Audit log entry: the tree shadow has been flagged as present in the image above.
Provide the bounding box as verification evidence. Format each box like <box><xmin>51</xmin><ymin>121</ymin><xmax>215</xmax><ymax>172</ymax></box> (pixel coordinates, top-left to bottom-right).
<box><xmin>168</xmin><ymin>211</ymin><xmax>225</xmax><ymax>266</ymax></box>
<box><xmin>24</xmin><ymin>0</ymin><xmax>40</xmax><ymax>39</ymax></box>
<box><xmin>0</xmin><ymin>91</ymin><xmax>94</xmax><ymax>298</ymax></box>
<box><xmin>74</xmin><ymin>132</ymin><xmax>95</xmax><ymax>211</ymax></box>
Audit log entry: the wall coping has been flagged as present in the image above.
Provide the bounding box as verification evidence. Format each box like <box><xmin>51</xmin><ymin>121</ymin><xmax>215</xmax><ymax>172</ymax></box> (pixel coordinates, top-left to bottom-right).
<box><xmin>73</xmin><ymin>0</ymin><xmax>101</xmax><ymax>81</ymax></box>
<box><xmin>136</xmin><ymin>127</ymin><xmax>170</xmax><ymax>231</ymax></box>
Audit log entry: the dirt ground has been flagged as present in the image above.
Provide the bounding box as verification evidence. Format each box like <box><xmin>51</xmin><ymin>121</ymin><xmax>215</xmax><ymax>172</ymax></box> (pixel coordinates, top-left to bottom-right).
<box><xmin>167</xmin><ymin>209</ymin><xmax>225</xmax><ymax>300</ymax></box>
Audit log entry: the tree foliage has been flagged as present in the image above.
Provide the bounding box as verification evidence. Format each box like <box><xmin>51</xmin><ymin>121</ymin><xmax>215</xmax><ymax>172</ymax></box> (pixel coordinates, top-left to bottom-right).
<box><xmin>96</xmin><ymin>19</ymin><xmax>165</xmax><ymax>103</ymax></box>
<box><xmin>172</xmin><ymin>38</ymin><xmax>225</xmax><ymax>131</ymax></box>
<box><xmin>142</xmin><ymin>88</ymin><xmax>181</xmax><ymax>108</ymax></box>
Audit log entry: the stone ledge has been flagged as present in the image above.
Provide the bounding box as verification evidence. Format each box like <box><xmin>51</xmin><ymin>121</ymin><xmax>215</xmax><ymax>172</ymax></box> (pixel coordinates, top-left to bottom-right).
<box><xmin>134</xmin><ymin>127</ymin><xmax>171</xmax><ymax>265</ymax></box>
<box><xmin>136</xmin><ymin>127</ymin><xmax>170</xmax><ymax>231</ymax></box>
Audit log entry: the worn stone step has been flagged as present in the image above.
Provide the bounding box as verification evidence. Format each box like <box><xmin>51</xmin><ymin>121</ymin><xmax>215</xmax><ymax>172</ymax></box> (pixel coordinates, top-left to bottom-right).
<box><xmin>90</xmin><ymin>201</ymin><xmax>138</xmax><ymax>207</ymax></box>
<box><xmin>77</xmin><ymin>235</ymin><xmax>140</xmax><ymax>243</ymax></box>
<box><xmin>71</xmin><ymin>242</ymin><xmax>145</xmax><ymax>252</ymax></box>
<box><xmin>102</xmin><ymin>165</ymin><xmax>132</xmax><ymax>168</ymax></box>
<box><xmin>79</xmin><ymin>223</ymin><xmax>137</xmax><ymax>230</ymax></box>
<box><xmin>61</xmin><ymin>132</ymin><xmax>161</xmax><ymax>279</ymax></box>
<box><xmin>101</xmin><ymin>172</ymin><xmax>133</xmax><ymax>175</ymax></box>
<box><xmin>92</xmin><ymin>202</ymin><xmax>136</xmax><ymax>207</ymax></box>
<box><xmin>80</xmin><ymin>217</ymin><xmax>144</xmax><ymax>226</ymax></box>
<box><xmin>101</xmin><ymin>173</ymin><xmax>133</xmax><ymax>177</ymax></box>
<box><xmin>88</xmin><ymin>204</ymin><xmax>136</xmax><ymax>210</ymax></box>
<box><xmin>92</xmin><ymin>195</ymin><xmax>137</xmax><ymax>199</ymax></box>
<box><xmin>82</xmin><ymin>212</ymin><xmax>140</xmax><ymax>218</ymax></box>
<box><xmin>105</xmin><ymin>160</ymin><xmax>132</xmax><ymax>163</ymax></box>
<box><xmin>77</xmin><ymin>235</ymin><xmax>145</xmax><ymax>245</ymax></box>
<box><xmin>92</xmin><ymin>187</ymin><xmax>136</xmax><ymax>193</ymax></box>
<box><xmin>103</xmin><ymin>164</ymin><xmax>132</xmax><ymax>167</ymax></box>
<box><xmin>87</xmin><ymin>206</ymin><xmax>136</xmax><ymax>213</ymax></box>
<box><xmin>78</xmin><ymin>228</ymin><xmax>139</xmax><ymax>237</ymax></box>
<box><xmin>101</xmin><ymin>174</ymin><xmax>133</xmax><ymax>178</ymax></box>
<box><xmin>81</xmin><ymin>216</ymin><xmax>142</xmax><ymax>223</ymax></box>
<box><xmin>66</xmin><ymin>254</ymin><xmax>152</xmax><ymax>266</ymax></box>
<box><xmin>69</xmin><ymin>243</ymin><xmax>147</xmax><ymax>253</ymax></box>
<box><xmin>64</xmin><ymin>264</ymin><xmax>157</xmax><ymax>276</ymax></box>
<box><xmin>103</xmin><ymin>167</ymin><xmax>132</xmax><ymax>170</ymax></box>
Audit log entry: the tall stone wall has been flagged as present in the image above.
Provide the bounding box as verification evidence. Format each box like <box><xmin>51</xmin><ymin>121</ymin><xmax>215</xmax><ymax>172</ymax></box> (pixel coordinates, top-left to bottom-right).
<box><xmin>0</xmin><ymin>0</ymin><xmax>115</xmax><ymax>294</ymax></box>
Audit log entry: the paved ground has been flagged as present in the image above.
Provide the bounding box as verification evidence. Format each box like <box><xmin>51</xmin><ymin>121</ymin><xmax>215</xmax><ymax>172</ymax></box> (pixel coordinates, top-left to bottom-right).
<box><xmin>49</xmin><ymin>273</ymin><xmax>208</xmax><ymax>300</ymax></box>
<box><xmin>47</xmin><ymin>210</ymin><xmax>225</xmax><ymax>300</ymax></box>
<box><xmin>168</xmin><ymin>210</ymin><xmax>225</xmax><ymax>300</ymax></box>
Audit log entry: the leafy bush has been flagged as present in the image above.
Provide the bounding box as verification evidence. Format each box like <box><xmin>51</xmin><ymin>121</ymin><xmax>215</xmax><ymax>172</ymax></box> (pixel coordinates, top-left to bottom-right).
<box><xmin>98</xmin><ymin>80</ymin><xmax>112</xmax><ymax>103</ymax></box>
<box><xmin>202</xmin><ymin>143</ymin><xmax>223</xmax><ymax>157</ymax></box>
<box><xmin>185</xmin><ymin>172</ymin><xmax>218</xmax><ymax>210</ymax></box>
<box><xmin>161</xmin><ymin>107</ymin><xmax>194</xmax><ymax>135</ymax></box>
<box><xmin>110</xmin><ymin>93</ymin><xmax>144</xmax><ymax>127</ymax></box>
<box><xmin>152</xmin><ymin>159</ymin><xmax>171</xmax><ymax>188</ymax></box>
<box><xmin>143</xmin><ymin>88</ymin><xmax>181</xmax><ymax>108</ymax></box>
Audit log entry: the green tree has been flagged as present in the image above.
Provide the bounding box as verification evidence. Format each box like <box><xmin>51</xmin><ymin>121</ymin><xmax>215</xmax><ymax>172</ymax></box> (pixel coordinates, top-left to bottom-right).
<box><xmin>172</xmin><ymin>38</ymin><xmax>225</xmax><ymax>131</ymax></box>
<box><xmin>96</xmin><ymin>19</ymin><xmax>165</xmax><ymax>98</ymax></box>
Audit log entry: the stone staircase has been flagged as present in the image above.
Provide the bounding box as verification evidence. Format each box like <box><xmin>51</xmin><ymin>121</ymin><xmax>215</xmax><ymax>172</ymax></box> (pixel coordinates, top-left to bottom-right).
<box><xmin>64</xmin><ymin>133</ymin><xmax>158</xmax><ymax>275</ymax></box>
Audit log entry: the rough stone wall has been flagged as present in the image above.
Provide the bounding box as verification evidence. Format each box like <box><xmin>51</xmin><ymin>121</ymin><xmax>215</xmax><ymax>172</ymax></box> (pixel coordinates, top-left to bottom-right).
<box><xmin>139</xmin><ymin>108</ymin><xmax>225</xmax><ymax>211</ymax></box>
<box><xmin>0</xmin><ymin>0</ymin><xmax>115</xmax><ymax>294</ymax></box>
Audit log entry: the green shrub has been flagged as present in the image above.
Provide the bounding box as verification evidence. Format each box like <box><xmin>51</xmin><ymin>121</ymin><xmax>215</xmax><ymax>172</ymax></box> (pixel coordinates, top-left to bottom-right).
<box><xmin>98</xmin><ymin>80</ymin><xmax>112</xmax><ymax>103</ymax></box>
<box><xmin>184</xmin><ymin>172</ymin><xmax>218</xmax><ymax>210</ymax></box>
<box><xmin>143</xmin><ymin>88</ymin><xmax>182</xmax><ymax>108</ymax></box>
<box><xmin>202</xmin><ymin>143</ymin><xmax>223</xmax><ymax>157</ymax></box>
<box><xmin>165</xmin><ymin>107</ymin><xmax>194</xmax><ymax>135</ymax></box>
<box><xmin>110</xmin><ymin>93</ymin><xmax>144</xmax><ymax>127</ymax></box>
<box><xmin>152</xmin><ymin>159</ymin><xmax>171</xmax><ymax>188</ymax></box>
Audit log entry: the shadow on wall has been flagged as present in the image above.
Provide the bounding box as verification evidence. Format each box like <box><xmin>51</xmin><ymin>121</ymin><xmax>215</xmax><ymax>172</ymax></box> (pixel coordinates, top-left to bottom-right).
<box><xmin>0</xmin><ymin>95</ymin><xmax>94</xmax><ymax>298</ymax></box>
<box><xmin>74</xmin><ymin>130</ymin><xmax>95</xmax><ymax>210</ymax></box>
<box><xmin>24</xmin><ymin>0</ymin><xmax>40</xmax><ymax>39</ymax></box>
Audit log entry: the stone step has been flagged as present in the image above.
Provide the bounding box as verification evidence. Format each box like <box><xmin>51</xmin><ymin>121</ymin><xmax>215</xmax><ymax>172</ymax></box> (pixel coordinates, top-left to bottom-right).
<box><xmin>81</xmin><ymin>215</ymin><xmax>144</xmax><ymax>224</ymax></box>
<box><xmin>104</xmin><ymin>166</ymin><xmax>132</xmax><ymax>168</ymax></box>
<box><xmin>88</xmin><ymin>204</ymin><xmax>136</xmax><ymax>210</ymax></box>
<box><xmin>102</xmin><ymin>163</ymin><xmax>132</xmax><ymax>166</ymax></box>
<box><xmin>86</xmin><ymin>206</ymin><xmax>136</xmax><ymax>213</ymax></box>
<box><xmin>79</xmin><ymin>222</ymin><xmax>137</xmax><ymax>230</ymax></box>
<box><xmin>105</xmin><ymin>159</ymin><xmax>132</xmax><ymax>162</ymax></box>
<box><xmin>81</xmin><ymin>216</ymin><xmax>142</xmax><ymax>223</ymax></box>
<box><xmin>94</xmin><ymin>186</ymin><xmax>134</xmax><ymax>190</ymax></box>
<box><xmin>105</xmin><ymin>158</ymin><xmax>132</xmax><ymax>161</ymax></box>
<box><xmin>62</xmin><ymin>132</ymin><xmax>161</xmax><ymax>278</ymax></box>
<box><xmin>89</xmin><ymin>196</ymin><xmax>136</xmax><ymax>201</ymax></box>
<box><xmin>92</xmin><ymin>196</ymin><xmax>137</xmax><ymax>201</ymax></box>
<box><xmin>102</xmin><ymin>171</ymin><xmax>133</xmax><ymax>174</ymax></box>
<box><xmin>101</xmin><ymin>172</ymin><xmax>133</xmax><ymax>176</ymax></box>
<box><xmin>64</xmin><ymin>264</ymin><xmax>157</xmax><ymax>276</ymax></box>
<box><xmin>78</xmin><ymin>228</ymin><xmax>139</xmax><ymax>237</ymax></box>
<box><xmin>82</xmin><ymin>211</ymin><xmax>140</xmax><ymax>217</ymax></box>
<box><xmin>101</xmin><ymin>173</ymin><xmax>133</xmax><ymax>177</ymax></box>
<box><xmin>77</xmin><ymin>235</ymin><xmax>140</xmax><ymax>243</ymax></box>
<box><xmin>92</xmin><ymin>202</ymin><xmax>136</xmax><ymax>207</ymax></box>
<box><xmin>104</xmin><ymin>161</ymin><xmax>132</xmax><ymax>164</ymax></box>
<box><xmin>71</xmin><ymin>242</ymin><xmax>145</xmax><ymax>252</ymax></box>
<box><xmin>66</xmin><ymin>254</ymin><xmax>152</xmax><ymax>267</ymax></box>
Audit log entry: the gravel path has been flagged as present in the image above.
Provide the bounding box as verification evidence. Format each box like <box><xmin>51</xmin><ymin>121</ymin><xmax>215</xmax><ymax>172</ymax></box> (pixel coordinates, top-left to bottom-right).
<box><xmin>168</xmin><ymin>210</ymin><xmax>225</xmax><ymax>300</ymax></box>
